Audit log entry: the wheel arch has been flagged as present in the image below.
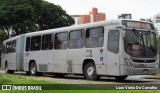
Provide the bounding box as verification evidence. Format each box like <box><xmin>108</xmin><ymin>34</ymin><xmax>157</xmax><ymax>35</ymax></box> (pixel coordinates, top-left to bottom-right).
<box><xmin>28</xmin><ymin>60</ymin><xmax>36</xmax><ymax>70</ymax></box>
<box><xmin>5</xmin><ymin>60</ymin><xmax>8</xmax><ymax>69</ymax></box>
<box><xmin>82</xmin><ymin>59</ymin><xmax>95</xmax><ymax>74</ymax></box>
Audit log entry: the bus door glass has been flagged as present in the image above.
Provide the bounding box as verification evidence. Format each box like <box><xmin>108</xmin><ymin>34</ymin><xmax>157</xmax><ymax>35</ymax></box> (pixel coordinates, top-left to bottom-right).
<box><xmin>107</xmin><ymin>30</ymin><xmax>120</xmax><ymax>75</ymax></box>
<box><xmin>11</xmin><ymin>40</ymin><xmax>17</xmax><ymax>68</ymax></box>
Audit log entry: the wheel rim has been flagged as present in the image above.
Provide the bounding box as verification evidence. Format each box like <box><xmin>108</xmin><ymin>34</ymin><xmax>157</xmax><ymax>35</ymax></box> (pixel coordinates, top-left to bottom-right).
<box><xmin>87</xmin><ymin>66</ymin><xmax>95</xmax><ymax>76</ymax></box>
<box><xmin>5</xmin><ymin>65</ymin><xmax>8</xmax><ymax>72</ymax></box>
<box><xmin>31</xmin><ymin>65</ymin><xmax>36</xmax><ymax>75</ymax></box>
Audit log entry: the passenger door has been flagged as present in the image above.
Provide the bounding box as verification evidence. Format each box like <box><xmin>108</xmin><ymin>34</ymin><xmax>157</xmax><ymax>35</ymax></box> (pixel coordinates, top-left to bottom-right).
<box><xmin>11</xmin><ymin>40</ymin><xmax>17</xmax><ymax>70</ymax></box>
<box><xmin>53</xmin><ymin>32</ymin><xmax>68</xmax><ymax>73</ymax></box>
<box><xmin>67</xmin><ymin>30</ymin><xmax>85</xmax><ymax>73</ymax></box>
<box><xmin>107</xmin><ymin>30</ymin><xmax>120</xmax><ymax>76</ymax></box>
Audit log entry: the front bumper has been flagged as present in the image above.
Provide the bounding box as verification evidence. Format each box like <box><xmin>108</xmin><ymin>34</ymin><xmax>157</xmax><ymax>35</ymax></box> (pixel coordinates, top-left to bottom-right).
<box><xmin>121</xmin><ymin>65</ymin><xmax>159</xmax><ymax>75</ymax></box>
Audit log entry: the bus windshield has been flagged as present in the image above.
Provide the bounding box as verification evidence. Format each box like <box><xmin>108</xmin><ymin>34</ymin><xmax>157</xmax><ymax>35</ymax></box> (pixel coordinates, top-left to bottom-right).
<box><xmin>124</xmin><ymin>29</ymin><xmax>157</xmax><ymax>58</ymax></box>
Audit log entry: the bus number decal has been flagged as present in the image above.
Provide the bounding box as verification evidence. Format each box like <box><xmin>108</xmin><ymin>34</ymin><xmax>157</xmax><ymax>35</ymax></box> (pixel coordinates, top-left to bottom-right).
<box><xmin>86</xmin><ymin>49</ymin><xmax>93</xmax><ymax>57</ymax></box>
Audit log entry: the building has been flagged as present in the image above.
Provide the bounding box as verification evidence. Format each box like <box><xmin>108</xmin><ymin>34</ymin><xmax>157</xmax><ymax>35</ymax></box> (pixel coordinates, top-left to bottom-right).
<box><xmin>153</xmin><ymin>13</ymin><xmax>160</xmax><ymax>35</ymax></box>
<box><xmin>72</xmin><ymin>7</ymin><xmax>106</xmax><ymax>25</ymax></box>
<box><xmin>71</xmin><ymin>15</ymin><xmax>82</xmax><ymax>25</ymax></box>
<box><xmin>118</xmin><ymin>13</ymin><xmax>132</xmax><ymax>19</ymax></box>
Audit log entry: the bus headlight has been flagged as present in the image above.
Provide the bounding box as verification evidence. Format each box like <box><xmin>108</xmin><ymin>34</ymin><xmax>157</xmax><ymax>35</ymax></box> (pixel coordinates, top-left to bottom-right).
<box><xmin>155</xmin><ymin>61</ymin><xmax>159</xmax><ymax>68</ymax></box>
<box><xmin>125</xmin><ymin>58</ymin><xmax>133</xmax><ymax>67</ymax></box>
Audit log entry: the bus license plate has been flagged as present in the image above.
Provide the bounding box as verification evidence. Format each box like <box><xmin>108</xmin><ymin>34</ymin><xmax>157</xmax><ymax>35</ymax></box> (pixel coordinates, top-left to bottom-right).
<box><xmin>142</xmin><ymin>69</ymin><xmax>149</xmax><ymax>74</ymax></box>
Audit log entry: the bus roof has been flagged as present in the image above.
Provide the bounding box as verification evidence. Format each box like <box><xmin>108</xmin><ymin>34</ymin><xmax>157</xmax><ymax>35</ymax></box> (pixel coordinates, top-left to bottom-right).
<box><xmin>24</xmin><ymin>19</ymin><xmax>153</xmax><ymax>37</ymax></box>
<box><xmin>3</xmin><ymin>35</ymin><xmax>21</xmax><ymax>43</ymax></box>
<box><xmin>3</xmin><ymin>19</ymin><xmax>153</xmax><ymax>41</ymax></box>
<box><xmin>24</xmin><ymin>19</ymin><xmax>123</xmax><ymax>37</ymax></box>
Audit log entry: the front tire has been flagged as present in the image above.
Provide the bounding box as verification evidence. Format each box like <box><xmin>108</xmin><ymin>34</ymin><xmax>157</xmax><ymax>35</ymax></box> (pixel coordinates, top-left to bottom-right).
<box><xmin>5</xmin><ymin>63</ymin><xmax>14</xmax><ymax>74</ymax></box>
<box><xmin>84</xmin><ymin>62</ymin><xmax>99</xmax><ymax>80</ymax></box>
<box><xmin>29</xmin><ymin>62</ymin><xmax>37</xmax><ymax>76</ymax></box>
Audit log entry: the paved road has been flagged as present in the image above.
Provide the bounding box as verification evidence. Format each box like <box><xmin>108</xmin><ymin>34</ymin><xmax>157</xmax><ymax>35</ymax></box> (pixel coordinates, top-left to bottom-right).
<box><xmin>0</xmin><ymin>71</ymin><xmax>160</xmax><ymax>84</ymax></box>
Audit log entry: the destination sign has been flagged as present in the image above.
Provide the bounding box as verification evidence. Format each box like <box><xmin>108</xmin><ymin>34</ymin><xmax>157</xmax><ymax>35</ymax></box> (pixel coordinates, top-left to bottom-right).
<box><xmin>122</xmin><ymin>20</ymin><xmax>155</xmax><ymax>30</ymax></box>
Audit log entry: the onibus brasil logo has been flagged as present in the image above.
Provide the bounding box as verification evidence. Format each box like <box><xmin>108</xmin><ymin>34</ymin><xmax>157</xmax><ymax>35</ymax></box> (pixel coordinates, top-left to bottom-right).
<box><xmin>1</xmin><ymin>85</ymin><xmax>42</xmax><ymax>90</ymax></box>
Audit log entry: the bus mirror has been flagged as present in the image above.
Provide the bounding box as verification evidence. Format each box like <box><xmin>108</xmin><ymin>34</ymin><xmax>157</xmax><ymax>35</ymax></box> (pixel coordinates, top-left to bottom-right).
<box><xmin>122</xmin><ymin>30</ymin><xmax>126</xmax><ymax>38</ymax></box>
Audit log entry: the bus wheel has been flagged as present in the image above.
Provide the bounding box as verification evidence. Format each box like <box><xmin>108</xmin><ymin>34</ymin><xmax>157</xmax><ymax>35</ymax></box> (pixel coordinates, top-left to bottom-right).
<box><xmin>115</xmin><ymin>76</ymin><xmax>128</xmax><ymax>81</ymax></box>
<box><xmin>84</xmin><ymin>62</ymin><xmax>99</xmax><ymax>80</ymax></box>
<box><xmin>29</xmin><ymin>62</ymin><xmax>37</xmax><ymax>76</ymax></box>
<box><xmin>5</xmin><ymin>63</ymin><xmax>14</xmax><ymax>74</ymax></box>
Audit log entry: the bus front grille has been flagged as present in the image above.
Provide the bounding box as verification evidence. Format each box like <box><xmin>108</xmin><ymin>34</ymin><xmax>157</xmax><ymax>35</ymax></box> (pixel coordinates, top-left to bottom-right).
<box><xmin>132</xmin><ymin>59</ymin><xmax>156</xmax><ymax>63</ymax></box>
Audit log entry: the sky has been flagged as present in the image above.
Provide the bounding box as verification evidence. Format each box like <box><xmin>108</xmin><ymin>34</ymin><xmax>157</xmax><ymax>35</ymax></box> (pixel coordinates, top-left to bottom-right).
<box><xmin>45</xmin><ymin>0</ymin><xmax>160</xmax><ymax>20</ymax></box>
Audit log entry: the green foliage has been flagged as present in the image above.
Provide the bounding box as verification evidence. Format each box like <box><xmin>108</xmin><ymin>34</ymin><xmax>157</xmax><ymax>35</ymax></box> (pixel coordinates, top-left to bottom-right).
<box><xmin>0</xmin><ymin>74</ymin><xmax>55</xmax><ymax>84</ymax></box>
<box><xmin>36</xmin><ymin>1</ymin><xmax>75</xmax><ymax>30</ymax></box>
<box><xmin>0</xmin><ymin>30</ymin><xmax>7</xmax><ymax>47</ymax></box>
<box><xmin>140</xmin><ymin>18</ymin><xmax>153</xmax><ymax>23</ymax></box>
<box><xmin>0</xmin><ymin>0</ymin><xmax>36</xmax><ymax>38</ymax></box>
<box><xmin>0</xmin><ymin>74</ymin><xmax>160</xmax><ymax>93</ymax></box>
<box><xmin>0</xmin><ymin>0</ymin><xmax>75</xmax><ymax>38</ymax></box>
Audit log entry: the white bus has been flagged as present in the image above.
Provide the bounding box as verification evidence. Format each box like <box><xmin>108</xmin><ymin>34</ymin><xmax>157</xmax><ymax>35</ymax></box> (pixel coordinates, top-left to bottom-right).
<box><xmin>1</xmin><ymin>19</ymin><xmax>159</xmax><ymax>81</ymax></box>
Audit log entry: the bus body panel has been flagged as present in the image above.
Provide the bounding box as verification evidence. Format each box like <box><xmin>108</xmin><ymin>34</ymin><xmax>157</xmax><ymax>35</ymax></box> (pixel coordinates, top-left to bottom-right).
<box><xmin>67</xmin><ymin>49</ymin><xmax>85</xmax><ymax>74</ymax></box>
<box><xmin>86</xmin><ymin>48</ymin><xmax>107</xmax><ymax>75</ymax></box>
<box><xmin>53</xmin><ymin>49</ymin><xmax>67</xmax><ymax>73</ymax></box>
<box><xmin>6</xmin><ymin>53</ymin><xmax>15</xmax><ymax>70</ymax></box>
<box><xmin>24</xmin><ymin>50</ymin><xmax>54</xmax><ymax>72</ymax></box>
<box><xmin>1</xmin><ymin>35</ymin><xmax>24</xmax><ymax>71</ymax></box>
<box><xmin>106</xmin><ymin>51</ymin><xmax>120</xmax><ymax>76</ymax></box>
<box><xmin>16</xmin><ymin>35</ymin><xmax>25</xmax><ymax>70</ymax></box>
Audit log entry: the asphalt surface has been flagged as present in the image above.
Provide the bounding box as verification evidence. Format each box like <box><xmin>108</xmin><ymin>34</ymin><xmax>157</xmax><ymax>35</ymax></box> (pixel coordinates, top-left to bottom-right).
<box><xmin>0</xmin><ymin>71</ymin><xmax>160</xmax><ymax>84</ymax></box>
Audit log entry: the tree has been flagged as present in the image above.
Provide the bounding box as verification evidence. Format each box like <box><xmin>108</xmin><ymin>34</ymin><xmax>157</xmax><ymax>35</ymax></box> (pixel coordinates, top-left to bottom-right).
<box><xmin>0</xmin><ymin>30</ymin><xmax>7</xmax><ymax>47</ymax></box>
<box><xmin>0</xmin><ymin>0</ymin><xmax>75</xmax><ymax>38</ymax></box>
<box><xmin>140</xmin><ymin>18</ymin><xmax>153</xmax><ymax>23</ymax></box>
<box><xmin>35</xmin><ymin>1</ymin><xmax>75</xmax><ymax>30</ymax></box>
<box><xmin>0</xmin><ymin>0</ymin><xmax>36</xmax><ymax>38</ymax></box>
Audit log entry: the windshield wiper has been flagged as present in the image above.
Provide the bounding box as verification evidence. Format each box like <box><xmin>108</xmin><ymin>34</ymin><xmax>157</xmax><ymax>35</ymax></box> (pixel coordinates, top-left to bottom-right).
<box><xmin>132</xmin><ymin>29</ymin><xmax>146</xmax><ymax>57</ymax></box>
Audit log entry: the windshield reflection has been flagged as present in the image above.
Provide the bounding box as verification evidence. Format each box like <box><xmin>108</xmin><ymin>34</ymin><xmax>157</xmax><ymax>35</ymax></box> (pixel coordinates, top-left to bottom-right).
<box><xmin>124</xmin><ymin>29</ymin><xmax>157</xmax><ymax>58</ymax></box>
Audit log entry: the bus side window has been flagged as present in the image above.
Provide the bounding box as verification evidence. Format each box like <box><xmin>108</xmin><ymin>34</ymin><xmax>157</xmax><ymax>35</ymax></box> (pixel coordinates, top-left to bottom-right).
<box><xmin>26</xmin><ymin>37</ymin><xmax>30</xmax><ymax>51</ymax></box>
<box><xmin>31</xmin><ymin>36</ymin><xmax>41</xmax><ymax>51</ymax></box>
<box><xmin>107</xmin><ymin>30</ymin><xmax>120</xmax><ymax>54</ymax></box>
<box><xmin>54</xmin><ymin>32</ymin><xmax>68</xmax><ymax>49</ymax></box>
<box><xmin>42</xmin><ymin>34</ymin><xmax>53</xmax><ymax>50</ymax></box>
<box><xmin>6</xmin><ymin>42</ymin><xmax>11</xmax><ymax>53</ymax></box>
<box><xmin>85</xmin><ymin>27</ymin><xmax>104</xmax><ymax>48</ymax></box>
<box><xmin>12</xmin><ymin>40</ymin><xmax>16</xmax><ymax>53</ymax></box>
<box><xmin>69</xmin><ymin>30</ymin><xmax>84</xmax><ymax>49</ymax></box>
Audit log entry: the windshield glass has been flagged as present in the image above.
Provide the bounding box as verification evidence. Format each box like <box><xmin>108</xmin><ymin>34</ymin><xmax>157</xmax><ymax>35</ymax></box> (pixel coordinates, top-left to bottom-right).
<box><xmin>124</xmin><ymin>29</ymin><xmax>157</xmax><ymax>58</ymax></box>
